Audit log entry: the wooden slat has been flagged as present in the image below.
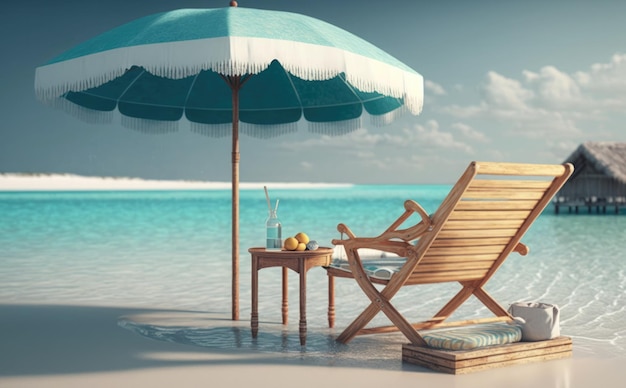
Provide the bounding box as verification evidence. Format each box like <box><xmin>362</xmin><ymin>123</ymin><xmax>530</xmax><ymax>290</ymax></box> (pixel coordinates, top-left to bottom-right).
<box><xmin>403</xmin><ymin>348</ymin><xmax>572</xmax><ymax>374</ymax></box>
<box><xmin>325</xmin><ymin>266</ymin><xmax>355</xmax><ymax>279</ymax></box>
<box><xmin>431</xmin><ymin>237</ymin><xmax>512</xmax><ymax>247</ymax></box>
<box><xmin>424</xmin><ymin>245</ymin><xmax>505</xmax><ymax>255</ymax></box>
<box><xmin>465</xmin><ymin>189</ymin><xmax>546</xmax><ymax>196</ymax></box>
<box><xmin>402</xmin><ymin>336</ymin><xmax>573</xmax><ymax>374</ymax></box>
<box><xmin>462</xmin><ymin>190</ymin><xmax>546</xmax><ymax>200</ymax></box>
<box><xmin>437</xmin><ymin>228</ymin><xmax>518</xmax><ymax>239</ymax></box>
<box><xmin>421</xmin><ymin>253</ymin><xmax>499</xmax><ymax>263</ymax></box>
<box><xmin>457</xmin><ymin>344</ymin><xmax>572</xmax><ymax>368</ymax></box>
<box><xmin>408</xmin><ymin>269</ymin><xmax>488</xmax><ymax>284</ymax></box>
<box><xmin>455</xmin><ymin>200</ymin><xmax>538</xmax><ymax>211</ymax></box>
<box><xmin>443</xmin><ymin>219</ymin><xmax>524</xmax><ymax>229</ymax></box>
<box><xmin>414</xmin><ymin>261</ymin><xmax>494</xmax><ymax>272</ymax></box>
<box><xmin>473</xmin><ymin>161</ymin><xmax>567</xmax><ymax>176</ymax></box>
<box><xmin>406</xmin><ymin>337</ymin><xmax>572</xmax><ymax>362</ymax></box>
<box><xmin>408</xmin><ymin>351</ymin><xmax>572</xmax><ymax>374</ymax></box>
<box><xmin>448</xmin><ymin>210</ymin><xmax>531</xmax><ymax>220</ymax></box>
<box><xmin>468</xmin><ymin>179</ymin><xmax>552</xmax><ymax>190</ymax></box>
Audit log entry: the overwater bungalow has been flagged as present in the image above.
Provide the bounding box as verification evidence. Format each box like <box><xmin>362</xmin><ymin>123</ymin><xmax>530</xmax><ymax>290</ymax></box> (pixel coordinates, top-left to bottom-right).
<box><xmin>554</xmin><ymin>142</ymin><xmax>626</xmax><ymax>214</ymax></box>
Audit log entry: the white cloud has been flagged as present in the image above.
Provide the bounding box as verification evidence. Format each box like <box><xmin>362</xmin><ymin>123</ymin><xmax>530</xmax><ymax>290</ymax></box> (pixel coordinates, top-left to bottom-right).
<box><xmin>523</xmin><ymin>66</ymin><xmax>582</xmax><ymax>107</ymax></box>
<box><xmin>278</xmin><ymin>120</ymin><xmax>473</xmax><ymax>157</ymax></box>
<box><xmin>430</xmin><ymin>53</ymin><xmax>626</xmax><ymax>145</ymax></box>
<box><xmin>439</xmin><ymin>53</ymin><xmax>626</xmax><ymax>137</ymax></box>
<box><xmin>425</xmin><ymin>80</ymin><xmax>446</xmax><ymax>96</ymax></box>
<box><xmin>482</xmin><ymin>71</ymin><xmax>534</xmax><ymax>109</ymax></box>
<box><xmin>280</xmin><ymin>129</ymin><xmax>379</xmax><ymax>148</ymax></box>
<box><xmin>547</xmin><ymin>139</ymin><xmax>580</xmax><ymax>158</ymax></box>
<box><xmin>277</xmin><ymin>54</ymin><xmax>626</xmax><ymax>174</ymax></box>
<box><xmin>576</xmin><ymin>53</ymin><xmax>626</xmax><ymax>92</ymax></box>
<box><xmin>407</xmin><ymin>120</ymin><xmax>474</xmax><ymax>153</ymax></box>
<box><xmin>450</xmin><ymin>122</ymin><xmax>488</xmax><ymax>142</ymax></box>
<box><xmin>439</xmin><ymin>103</ymin><xmax>488</xmax><ymax>119</ymax></box>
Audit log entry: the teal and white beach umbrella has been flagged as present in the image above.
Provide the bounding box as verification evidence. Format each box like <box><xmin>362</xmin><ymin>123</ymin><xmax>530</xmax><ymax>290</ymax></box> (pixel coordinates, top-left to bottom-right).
<box><xmin>34</xmin><ymin>2</ymin><xmax>424</xmax><ymax>320</ymax></box>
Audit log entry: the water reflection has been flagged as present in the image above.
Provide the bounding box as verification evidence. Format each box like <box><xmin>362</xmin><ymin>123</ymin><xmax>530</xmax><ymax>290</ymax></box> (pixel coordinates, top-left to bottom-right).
<box><xmin>119</xmin><ymin>311</ymin><xmax>415</xmax><ymax>370</ymax></box>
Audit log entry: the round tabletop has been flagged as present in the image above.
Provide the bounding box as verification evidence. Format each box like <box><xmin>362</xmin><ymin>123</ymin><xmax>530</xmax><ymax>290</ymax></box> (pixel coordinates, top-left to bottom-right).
<box><xmin>248</xmin><ymin>247</ymin><xmax>333</xmax><ymax>257</ymax></box>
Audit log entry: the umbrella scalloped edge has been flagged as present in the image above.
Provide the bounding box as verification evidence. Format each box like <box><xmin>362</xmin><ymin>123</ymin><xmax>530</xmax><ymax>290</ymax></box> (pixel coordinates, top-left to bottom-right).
<box><xmin>35</xmin><ymin>36</ymin><xmax>424</xmax><ymax>116</ymax></box>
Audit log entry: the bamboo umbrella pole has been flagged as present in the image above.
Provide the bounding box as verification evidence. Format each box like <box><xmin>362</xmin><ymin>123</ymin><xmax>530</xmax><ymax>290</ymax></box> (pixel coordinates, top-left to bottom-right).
<box><xmin>226</xmin><ymin>73</ymin><xmax>250</xmax><ymax>320</ymax></box>
<box><xmin>230</xmin><ymin>76</ymin><xmax>241</xmax><ymax>321</ymax></box>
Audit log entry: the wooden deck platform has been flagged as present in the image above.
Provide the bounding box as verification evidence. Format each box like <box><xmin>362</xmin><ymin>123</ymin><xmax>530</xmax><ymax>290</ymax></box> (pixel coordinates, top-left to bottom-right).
<box><xmin>402</xmin><ymin>336</ymin><xmax>572</xmax><ymax>374</ymax></box>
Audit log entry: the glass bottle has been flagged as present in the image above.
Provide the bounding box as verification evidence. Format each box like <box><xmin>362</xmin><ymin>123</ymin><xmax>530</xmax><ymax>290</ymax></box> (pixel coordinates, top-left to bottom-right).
<box><xmin>265</xmin><ymin>209</ymin><xmax>282</xmax><ymax>250</ymax></box>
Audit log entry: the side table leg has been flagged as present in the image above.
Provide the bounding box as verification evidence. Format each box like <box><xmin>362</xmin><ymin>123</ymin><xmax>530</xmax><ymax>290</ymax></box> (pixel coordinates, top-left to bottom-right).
<box><xmin>251</xmin><ymin>255</ymin><xmax>259</xmax><ymax>339</ymax></box>
<box><xmin>282</xmin><ymin>267</ymin><xmax>288</xmax><ymax>325</ymax></box>
<box><xmin>328</xmin><ymin>274</ymin><xmax>335</xmax><ymax>328</ymax></box>
<box><xmin>299</xmin><ymin>264</ymin><xmax>307</xmax><ymax>346</ymax></box>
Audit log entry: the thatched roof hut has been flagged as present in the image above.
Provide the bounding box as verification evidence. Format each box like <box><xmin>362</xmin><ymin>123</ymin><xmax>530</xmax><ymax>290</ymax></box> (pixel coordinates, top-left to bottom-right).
<box><xmin>555</xmin><ymin>141</ymin><xmax>626</xmax><ymax>213</ymax></box>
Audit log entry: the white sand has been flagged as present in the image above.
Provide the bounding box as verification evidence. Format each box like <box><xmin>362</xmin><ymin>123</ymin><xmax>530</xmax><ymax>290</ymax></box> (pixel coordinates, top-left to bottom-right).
<box><xmin>0</xmin><ymin>303</ymin><xmax>623</xmax><ymax>388</ymax></box>
<box><xmin>0</xmin><ymin>173</ymin><xmax>351</xmax><ymax>191</ymax></box>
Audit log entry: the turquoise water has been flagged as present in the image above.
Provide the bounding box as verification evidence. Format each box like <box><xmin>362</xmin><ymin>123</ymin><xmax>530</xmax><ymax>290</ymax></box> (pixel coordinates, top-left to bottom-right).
<box><xmin>1</xmin><ymin>186</ymin><xmax>625</xmax><ymax>357</ymax></box>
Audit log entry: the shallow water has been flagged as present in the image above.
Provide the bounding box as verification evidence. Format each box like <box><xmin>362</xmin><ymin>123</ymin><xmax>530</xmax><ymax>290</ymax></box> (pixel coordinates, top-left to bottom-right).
<box><xmin>1</xmin><ymin>187</ymin><xmax>624</xmax><ymax>357</ymax></box>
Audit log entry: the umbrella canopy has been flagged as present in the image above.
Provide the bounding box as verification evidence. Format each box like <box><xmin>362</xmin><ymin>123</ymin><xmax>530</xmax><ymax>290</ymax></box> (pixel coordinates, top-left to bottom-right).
<box><xmin>34</xmin><ymin>2</ymin><xmax>424</xmax><ymax>320</ymax></box>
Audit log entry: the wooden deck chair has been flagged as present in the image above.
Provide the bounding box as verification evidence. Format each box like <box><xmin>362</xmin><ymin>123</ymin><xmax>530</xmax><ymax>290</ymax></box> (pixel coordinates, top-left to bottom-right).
<box><xmin>326</xmin><ymin>161</ymin><xmax>574</xmax><ymax>345</ymax></box>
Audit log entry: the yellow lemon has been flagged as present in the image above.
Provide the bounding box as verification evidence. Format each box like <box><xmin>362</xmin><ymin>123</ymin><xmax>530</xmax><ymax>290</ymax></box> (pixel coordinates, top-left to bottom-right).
<box><xmin>296</xmin><ymin>242</ymin><xmax>307</xmax><ymax>251</ymax></box>
<box><xmin>295</xmin><ymin>232</ymin><xmax>310</xmax><ymax>244</ymax></box>
<box><xmin>284</xmin><ymin>237</ymin><xmax>299</xmax><ymax>251</ymax></box>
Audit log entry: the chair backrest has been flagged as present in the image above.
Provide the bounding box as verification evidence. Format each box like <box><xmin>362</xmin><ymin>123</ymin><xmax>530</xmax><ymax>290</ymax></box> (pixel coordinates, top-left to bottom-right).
<box><xmin>407</xmin><ymin>161</ymin><xmax>573</xmax><ymax>285</ymax></box>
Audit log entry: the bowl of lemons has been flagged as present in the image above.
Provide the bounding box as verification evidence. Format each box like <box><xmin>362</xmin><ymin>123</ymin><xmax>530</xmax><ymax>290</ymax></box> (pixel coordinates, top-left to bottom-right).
<box><xmin>283</xmin><ymin>232</ymin><xmax>318</xmax><ymax>251</ymax></box>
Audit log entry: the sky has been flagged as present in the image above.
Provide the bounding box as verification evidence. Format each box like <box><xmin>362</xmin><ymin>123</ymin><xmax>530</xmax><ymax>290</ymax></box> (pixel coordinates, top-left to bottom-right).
<box><xmin>1</xmin><ymin>0</ymin><xmax>626</xmax><ymax>184</ymax></box>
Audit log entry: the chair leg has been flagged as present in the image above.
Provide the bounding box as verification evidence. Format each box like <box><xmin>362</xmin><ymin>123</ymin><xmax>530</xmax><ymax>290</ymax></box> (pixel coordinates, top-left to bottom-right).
<box><xmin>336</xmin><ymin>282</ymin><xmax>427</xmax><ymax>345</ymax></box>
<box><xmin>431</xmin><ymin>285</ymin><xmax>511</xmax><ymax>326</ymax></box>
<box><xmin>473</xmin><ymin>287</ymin><xmax>510</xmax><ymax>317</ymax></box>
<box><xmin>336</xmin><ymin>249</ymin><xmax>388</xmax><ymax>343</ymax></box>
<box><xmin>432</xmin><ymin>283</ymin><xmax>476</xmax><ymax>319</ymax></box>
<box><xmin>336</xmin><ymin>302</ymin><xmax>381</xmax><ymax>343</ymax></box>
<box><xmin>377</xmin><ymin>299</ymin><xmax>426</xmax><ymax>345</ymax></box>
<box><xmin>336</xmin><ymin>249</ymin><xmax>428</xmax><ymax>344</ymax></box>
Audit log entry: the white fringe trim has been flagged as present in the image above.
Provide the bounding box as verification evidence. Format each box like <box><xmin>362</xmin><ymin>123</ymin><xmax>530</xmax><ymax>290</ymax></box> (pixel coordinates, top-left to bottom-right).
<box><xmin>240</xmin><ymin>122</ymin><xmax>299</xmax><ymax>139</ymax></box>
<box><xmin>35</xmin><ymin>36</ymin><xmax>424</xmax><ymax>115</ymax></box>
<box><xmin>190</xmin><ymin>123</ymin><xmax>232</xmax><ymax>138</ymax></box>
<box><xmin>368</xmin><ymin>106</ymin><xmax>410</xmax><ymax>127</ymax></box>
<box><xmin>121</xmin><ymin>116</ymin><xmax>179</xmax><ymax>134</ymax></box>
<box><xmin>46</xmin><ymin>93</ymin><xmax>409</xmax><ymax>137</ymax></box>
<box><xmin>190</xmin><ymin>122</ymin><xmax>299</xmax><ymax>139</ymax></box>
<box><xmin>307</xmin><ymin>118</ymin><xmax>362</xmax><ymax>136</ymax></box>
<box><xmin>43</xmin><ymin>97</ymin><xmax>114</xmax><ymax>125</ymax></box>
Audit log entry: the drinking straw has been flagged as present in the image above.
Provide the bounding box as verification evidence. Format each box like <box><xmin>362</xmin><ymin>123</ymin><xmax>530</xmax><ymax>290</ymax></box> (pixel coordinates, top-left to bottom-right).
<box><xmin>264</xmin><ymin>186</ymin><xmax>272</xmax><ymax>212</ymax></box>
<box><xmin>274</xmin><ymin>199</ymin><xmax>280</xmax><ymax>213</ymax></box>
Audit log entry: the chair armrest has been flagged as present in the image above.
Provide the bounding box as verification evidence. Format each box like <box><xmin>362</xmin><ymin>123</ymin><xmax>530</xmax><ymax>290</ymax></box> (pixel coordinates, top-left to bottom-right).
<box><xmin>336</xmin><ymin>223</ymin><xmax>356</xmax><ymax>240</ymax></box>
<box><xmin>332</xmin><ymin>199</ymin><xmax>432</xmax><ymax>257</ymax></box>
<box><xmin>514</xmin><ymin>242</ymin><xmax>529</xmax><ymax>256</ymax></box>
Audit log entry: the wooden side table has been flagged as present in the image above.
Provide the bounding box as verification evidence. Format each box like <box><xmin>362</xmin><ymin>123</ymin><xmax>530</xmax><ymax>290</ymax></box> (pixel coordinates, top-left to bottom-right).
<box><xmin>249</xmin><ymin>247</ymin><xmax>335</xmax><ymax>345</ymax></box>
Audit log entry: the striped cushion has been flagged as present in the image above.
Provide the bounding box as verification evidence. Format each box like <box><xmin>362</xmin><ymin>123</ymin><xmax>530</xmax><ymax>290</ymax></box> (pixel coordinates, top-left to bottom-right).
<box><xmin>422</xmin><ymin>323</ymin><xmax>522</xmax><ymax>350</ymax></box>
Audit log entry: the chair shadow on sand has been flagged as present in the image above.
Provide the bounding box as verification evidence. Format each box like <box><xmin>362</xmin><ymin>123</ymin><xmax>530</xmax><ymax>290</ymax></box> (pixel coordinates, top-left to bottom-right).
<box><xmin>0</xmin><ymin>304</ymin><xmax>420</xmax><ymax>375</ymax></box>
<box><xmin>0</xmin><ymin>304</ymin><xmax>579</xmax><ymax>387</ymax></box>
<box><xmin>118</xmin><ymin>309</ymin><xmax>418</xmax><ymax>371</ymax></box>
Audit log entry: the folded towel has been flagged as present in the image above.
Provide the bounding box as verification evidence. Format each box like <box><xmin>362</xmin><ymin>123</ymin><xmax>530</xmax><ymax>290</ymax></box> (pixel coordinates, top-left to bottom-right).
<box><xmin>365</xmin><ymin>266</ymin><xmax>397</xmax><ymax>280</ymax></box>
<box><xmin>333</xmin><ymin>245</ymin><xmax>399</xmax><ymax>260</ymax></box>
<box><xmin>330</xmin><ymin>246</ymin><xmax>406</xmax><ymax>280</ymax></box>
